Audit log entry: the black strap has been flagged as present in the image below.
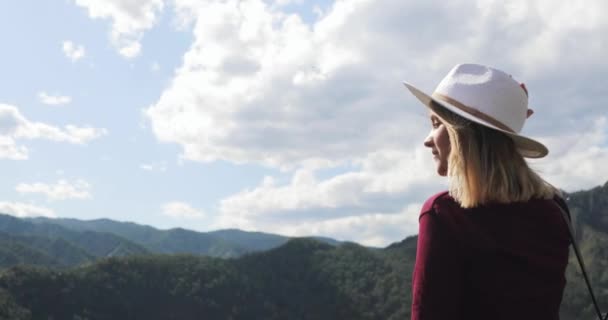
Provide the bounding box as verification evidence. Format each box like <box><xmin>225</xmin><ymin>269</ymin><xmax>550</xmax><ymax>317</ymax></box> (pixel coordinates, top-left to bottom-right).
<box><xmin>555</xmin><ymin>198</ymin><xmax>607</xmax><ymax>320</ymax></box>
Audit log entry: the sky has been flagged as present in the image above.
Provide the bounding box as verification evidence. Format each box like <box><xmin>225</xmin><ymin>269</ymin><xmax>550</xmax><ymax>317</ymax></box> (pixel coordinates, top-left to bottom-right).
<box><xmin>0</xmin><ymin>0</ymin><xmax>607</xmax><ymax>247</ymax></box>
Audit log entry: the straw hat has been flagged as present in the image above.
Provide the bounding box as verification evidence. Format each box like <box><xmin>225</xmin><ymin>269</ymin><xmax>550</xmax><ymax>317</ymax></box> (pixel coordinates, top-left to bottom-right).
<box><xmin>403</xmin><ymin>63</ymin><xmax>548</xmax><ymax>158</ymax></box>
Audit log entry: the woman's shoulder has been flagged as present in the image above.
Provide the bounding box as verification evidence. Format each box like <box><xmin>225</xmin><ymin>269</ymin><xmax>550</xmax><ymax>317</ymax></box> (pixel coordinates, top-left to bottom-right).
<box><xmin>420</xmin><ymin>191</ymin><xmax>459</xmax><ymax>216</ymax></box>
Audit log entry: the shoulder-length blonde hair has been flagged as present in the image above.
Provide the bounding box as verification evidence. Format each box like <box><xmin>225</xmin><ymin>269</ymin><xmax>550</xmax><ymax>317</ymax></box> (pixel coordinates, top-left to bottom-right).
<box><xmin>429</xmin><ymin>101</ymin><xmax>556</xmax><ymax>208</ymax></box>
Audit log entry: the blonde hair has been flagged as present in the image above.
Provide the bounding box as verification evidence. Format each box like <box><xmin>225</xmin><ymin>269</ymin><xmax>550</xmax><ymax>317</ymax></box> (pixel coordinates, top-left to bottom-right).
<box><xmin>430</xmin><ymin>101</ymin><xmax>556</xmax><ymax>208</ymax></box>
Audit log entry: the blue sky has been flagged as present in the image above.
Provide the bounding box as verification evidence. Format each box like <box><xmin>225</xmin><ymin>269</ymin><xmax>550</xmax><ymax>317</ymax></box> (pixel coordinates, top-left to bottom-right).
<box><xmin>1</xmin><ymin>0</ymin><xmax>607</xmax><ymax>246</ymax></box>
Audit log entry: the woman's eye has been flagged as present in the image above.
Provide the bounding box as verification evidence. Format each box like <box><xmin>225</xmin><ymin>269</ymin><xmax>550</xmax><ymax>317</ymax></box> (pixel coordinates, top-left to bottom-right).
<box><xmin>432</xmin><ymin>121</ymin><xmax>441</xmax><ymax>129</ymax></box>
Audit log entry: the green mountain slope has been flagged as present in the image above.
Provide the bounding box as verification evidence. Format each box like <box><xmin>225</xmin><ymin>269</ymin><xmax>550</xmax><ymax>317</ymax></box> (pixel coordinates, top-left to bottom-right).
<box><xmin>0</xmin><ymin>233</ymin><xmax>62</xmax><ymax>268</ymax></box>
<box><xmin>0</xmin><ymin>181</ymin><xmax>605</xmax><ymax>319</ymax></box>
<box><xmin>0</xmin><ymin>232</ymin><xmax>93</xmax><ymax>268</ymax></box>
<box><xmin>0</xmin><ymin>214</ymin><xmax>148</xmax><ymax>263</ymax></box>
<box><xmin>559</xmin><ymin>181</ymin><xmax>608</xmax><ymax>319</ymax></box>
<box><xmin>0</xmin><ymin>237</ymin><xmax>414</xmax><ymax>320</ymax></box>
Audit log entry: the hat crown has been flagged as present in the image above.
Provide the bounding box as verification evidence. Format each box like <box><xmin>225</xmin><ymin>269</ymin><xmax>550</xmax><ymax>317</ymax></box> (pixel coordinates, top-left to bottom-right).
<box><xmin>434</xmin><ymin>64</ymin><xmax>528</xmax><ymax>133</ymax></box>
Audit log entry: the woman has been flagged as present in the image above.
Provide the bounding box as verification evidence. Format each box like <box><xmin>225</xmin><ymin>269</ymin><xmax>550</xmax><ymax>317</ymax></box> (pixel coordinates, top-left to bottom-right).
<box><xmin>403</xmin><ymin>64</ymin><xmax>570</xmax><ymax>319</ymax></box>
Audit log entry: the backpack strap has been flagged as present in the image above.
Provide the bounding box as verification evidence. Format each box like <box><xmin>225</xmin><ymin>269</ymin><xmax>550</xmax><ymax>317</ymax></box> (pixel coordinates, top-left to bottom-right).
<box><xmin>554</xmin><ymin>197</ymin><xmax>607</xmax><ymax>320</ymax></box>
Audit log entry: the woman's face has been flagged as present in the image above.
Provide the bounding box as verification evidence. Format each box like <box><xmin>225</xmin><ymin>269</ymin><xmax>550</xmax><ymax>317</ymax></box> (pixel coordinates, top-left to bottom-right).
<box><xmin>423</xmin><ymin>112</ymin><xmax>451</xmax><ymax>176</ymax></box>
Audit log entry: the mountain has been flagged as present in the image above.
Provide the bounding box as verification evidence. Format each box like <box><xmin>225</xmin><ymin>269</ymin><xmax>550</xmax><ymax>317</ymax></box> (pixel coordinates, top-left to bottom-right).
<box><xmin>0</xmin><ymin>237</ymin><xmax>413</xmax><ymax>320</ymax></box>
<box><xmin>558</xmin><ymin>181</ymin><xmax>608</xmax><ymax>319</ymax></box>
<box><xmin>0</xmin><ymin>214</ymin><xmax>148</xmax><ymax>264</ymax></box>
<box><xmin>0</xmin><ymin>181</ymin><xmax>606</xmax><ymax>319</ymax></box>
<box><xmin>28</xmin><ymin>217</ymin><xmax>340</xmax><ymax>258</ymax></box>
<box><xmin>0</xmin><ymin>212</ymin><xmax>344</xmax><ymax>270</ymax></box>
<box><xmin>0</xmin><ymin>233</ymin><xmax>64</xmax><ymax>268</ymax></box>
<box><xmin>0</xmin><ymin>232</ymin><xmax>93</xmax><ymax>268</ymax></box>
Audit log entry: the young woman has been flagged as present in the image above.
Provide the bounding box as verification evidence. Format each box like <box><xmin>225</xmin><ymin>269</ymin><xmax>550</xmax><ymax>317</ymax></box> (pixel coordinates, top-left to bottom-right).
<box><xmin>403</xmin><ymin>64</ymin><xmax>570</xmax><ymax>319</ymax></box>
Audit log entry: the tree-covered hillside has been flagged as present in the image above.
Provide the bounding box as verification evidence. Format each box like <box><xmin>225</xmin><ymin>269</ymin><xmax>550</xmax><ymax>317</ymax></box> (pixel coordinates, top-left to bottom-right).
<box><xmin>0</xmin><ymin>181</ymin><xmax>605</xmax><ymax>319</ymax></box>
<box><xmin>0</xmin><ymin>214</ymin><xmax>148</xmax><ymax>264</ymax></box>
<box><xmin>559</xmin><ymin>181</ymin><xmax>608</xmax><ymax>319</ymax></box>
<box><xmin>0</xmin><ymin>237</ymin><xmax>415</xmax><ymax>320</ymax></box>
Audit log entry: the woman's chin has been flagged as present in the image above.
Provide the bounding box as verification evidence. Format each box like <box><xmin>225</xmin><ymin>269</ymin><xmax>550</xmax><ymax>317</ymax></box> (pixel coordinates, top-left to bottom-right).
<box><xmin>437</xmin><ymin>167</ymin><xmax>448</xmax><ymax>177</ymax></box>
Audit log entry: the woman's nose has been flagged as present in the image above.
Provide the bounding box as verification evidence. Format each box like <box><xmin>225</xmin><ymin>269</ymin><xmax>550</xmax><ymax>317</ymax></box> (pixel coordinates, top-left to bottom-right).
<box><xmin>423</xmin><ymin>132</ymin><xmax>433</xmax><ymax>148</ymax></box>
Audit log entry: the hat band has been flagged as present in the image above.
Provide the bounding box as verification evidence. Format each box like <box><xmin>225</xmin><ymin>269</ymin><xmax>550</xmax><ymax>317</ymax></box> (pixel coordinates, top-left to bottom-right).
<box><xmin>431</xmin><ymin>93</ymin><xmax>515</xmax><ymax>133</ymax></box>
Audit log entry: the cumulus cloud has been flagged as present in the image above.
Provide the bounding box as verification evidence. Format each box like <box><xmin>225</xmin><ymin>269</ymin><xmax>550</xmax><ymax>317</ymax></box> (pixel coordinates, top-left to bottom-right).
<box><xmin>531</xmin><ymin>116</ymin><xmax>608</xmax><ymax>192</ymax></box>
<box><xmin>219</xmin><ymin>148</ymin><xmax>438</xmax><ymax>219</ymax></box>
<box><xmin>16</xmin><ymin>179</ymin><xmax>92</xmax><ymax>201</ymax></box>
<box><xmin>139</xmin><ymin>0</ymin><xmax>608</xmax><ymax>245</ymax></box>
<box><xmin>0</xmin><ymin>202</ymin><xmax>56</xmax><ymax>218</ymax></box>
<box><xmin>74</xmin><ymin>0</ymin><xmax>164</xmax><ymax>58</ymax></box>
<box><xmin>162</xmin><ymin>202</ymin><xmax>204</xmax><ymax>219</ymax></box>
<box><xmin>213</xmin><ymin>147</ymin><xmax>443</xmax><ymax>245</ymax></box>
<box><xmin>145</xmin><ymin>0</ymin><xmax>416</xmax><ymax>169</ymax></box>
<box><xmin>0</xmin><ymin>104</ymin><xmax>107</xmax><ymax>159</ymax></box>
<box><xmin>145</xmin><ymin>0</ymin><xmax>608</xmax><ymax>168</ymax></box>
<box><xmin>38</xmin><ymin>92</ymin><xmax>72</xmax><ymax>105</ymax></box>
<box><xmin>62</xmin><ymin>41</ymin><xmax>86</xmax><ymax>61</ymax></box>
<box><xmin>58</xmin><ymin>0</ymin><xmax>598</xmax><ymax>244</ymax></box>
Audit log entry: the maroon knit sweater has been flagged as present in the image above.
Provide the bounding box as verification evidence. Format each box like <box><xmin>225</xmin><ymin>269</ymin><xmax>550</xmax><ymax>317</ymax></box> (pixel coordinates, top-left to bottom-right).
<box><xmin>411</xmin><ymin>191</ymin><xmax>570</xmax><ymax>320</ymax></box>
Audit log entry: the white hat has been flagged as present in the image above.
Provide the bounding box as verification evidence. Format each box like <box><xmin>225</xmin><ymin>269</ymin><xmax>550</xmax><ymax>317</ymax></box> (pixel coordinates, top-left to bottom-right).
<box><xmin>403</xmin><ymin>63</ymin><xmax>548</xmax><ymax>158</ymax></box>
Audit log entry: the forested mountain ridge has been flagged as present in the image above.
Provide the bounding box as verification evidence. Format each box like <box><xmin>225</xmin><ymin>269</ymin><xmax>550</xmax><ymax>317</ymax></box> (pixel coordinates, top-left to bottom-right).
<box><xmin>27</xmin><ymin>217</ymin><xmax>340</xmax><ymax>258</ymax></box>
<box><xmin>0</xmin><ymin>181</ymin><xmax>605</xmax><ymax>319</ymax></box>
<box><xmin>0</xmin><ymin>214</ymin><xmax>148</xmax><ymax>268</ymax></box>
<box><xmin>0</xmin><ymin>232</ymin><xmax>93</xmax><ymax>268</ymax></box>
<box><xmin>0</xmin><ymin>238</ymin><xmax>414</xmax><ymax>320</ymax></box>
<box><xmin>0</xmin><ymin>212</ymin><xmax>341</xmax><ymax>270</ymax></box>
<box><xmin>559</xmin><ymin>181</ymin><xmax>608</xmax><ymax>319</ymax></box>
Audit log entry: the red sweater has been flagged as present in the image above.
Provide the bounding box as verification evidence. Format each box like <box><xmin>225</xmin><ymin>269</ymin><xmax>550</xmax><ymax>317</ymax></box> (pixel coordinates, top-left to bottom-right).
<box><xmin>411</xmin><ymin>191</ymin><xmax>570</xmax><ymax>320</ymax></box>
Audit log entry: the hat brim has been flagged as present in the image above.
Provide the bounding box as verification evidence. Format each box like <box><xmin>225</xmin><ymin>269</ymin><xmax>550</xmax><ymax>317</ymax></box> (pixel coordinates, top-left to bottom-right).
<box><xmin>403</xmin><ymin>81</ymin><xmax>548</xmax><ymax>158</ymax></box>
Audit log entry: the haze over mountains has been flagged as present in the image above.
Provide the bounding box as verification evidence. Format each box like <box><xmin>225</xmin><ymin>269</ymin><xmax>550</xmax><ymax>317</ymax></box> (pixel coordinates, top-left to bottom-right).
<box><xmin>0</xmin><ymin>181</ymin><xmax>606</xmax><ymax>319</ymax></box>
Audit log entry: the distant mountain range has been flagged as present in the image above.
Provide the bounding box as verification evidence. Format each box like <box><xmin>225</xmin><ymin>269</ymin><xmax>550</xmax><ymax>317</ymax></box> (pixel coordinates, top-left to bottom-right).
<box><xmin>0</xmin><ymin>181</ymin><xmax>605</xmax><ymax>319</ymax></box>
<box><xmin>0</xmin><ymin>213</ymin><xmax>342</xmax><ymax>269</ymax></box>
<box><xmin>0</xmin><ymin>214</ymin><xmax>148</xmax><ymax>268</ymax></box>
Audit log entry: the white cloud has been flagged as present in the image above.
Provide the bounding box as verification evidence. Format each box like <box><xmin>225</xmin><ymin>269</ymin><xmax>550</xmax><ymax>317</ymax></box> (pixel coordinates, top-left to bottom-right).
<box><xmin>16</xmin><ymin>179</ymin><xmax>92</xmax><ymax>201</ymax></box>
<box><xmin>268</xmin><ymin>205</ymin><xmax>421</xmax><ymax>247</ymax></box>
<box><xmin>38</xmin><ymin>92</ymin><xmax>72</xmax><ymax>105</ymax></box>
<box><xmin>0</xmin><ymin>136</ymin><xmax>28</xmax><ymax>160</ymax></box>
<box><xmin>138</xmin><ymin>0</ymin><xmax>608</xmax><ymax>245</ymax></box>
<box><xmin>0</xmin><ymin>104</ymin><xmax>107</xmax><ymax>159</ymax></box>
<box><xmin>0</xmin><ymin>202</ymin><xmax>56</xmax><ymax>218</ymax></box>
<box><xmin>58</xmin><ymin>0</ymin><xmax>602</xmax><ymax>244</ymax></box>
<box><xmin>74</xmin><ymin>0</ymin><xmax>164</xmax><ymax>58</ymax></box>
<box><xmin>214</xmin><ymin>147</ymin><xmax>442</xmax><ymax>245</ymax></box>
<box><xmin>217</xmin><ymin>201</ymin><xmax>421</xmax><ymax>247</ymax></box>
<box><xmin>139</xmin><ymin>161</ymin><xmax>167</xmax><ymax>172</ymax></box>
<box><xmin>531</xmin><ymin>116</ymin><xmax>608</xmax><ymax>192</ymax></box>
<box><xmin>273</xmin><ymin>0</ymin><xmax>305</xmax><ymax>6</ymax></box>
<box><xmin>146</xmin><ymin>0</ymin><xmax>411</xmax><ymax>169</ymax></box>
<box><xmin>220</xmin><ymin>148</ymin><xmax>437</xmax><ymax>218</ymax></box>
<box><xmin>62</xmin><ymin>41</ymin><xmax>86</xmax><ymax>61</ymax></box>
<box><xmin>162</xmin><ymin>202</ymin><xmax>204</xmax><ymax>219</ymax></box>
<box><xmin>145</xmin><ymin>0</ymin><xmax>608</xmax><ymax>169</ymax></box>
<box><xmin>119</xmin><ymin>42</ymin><xmax>142</xmax><ymax>58</ymax></box>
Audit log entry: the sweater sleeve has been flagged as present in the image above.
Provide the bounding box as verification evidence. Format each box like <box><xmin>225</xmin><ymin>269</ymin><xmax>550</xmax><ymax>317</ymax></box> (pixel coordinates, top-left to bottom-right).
<box><xmin>411</xmin><ymin>201</ymin><xmax>464</xmax><ymax>320</ymax></box>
